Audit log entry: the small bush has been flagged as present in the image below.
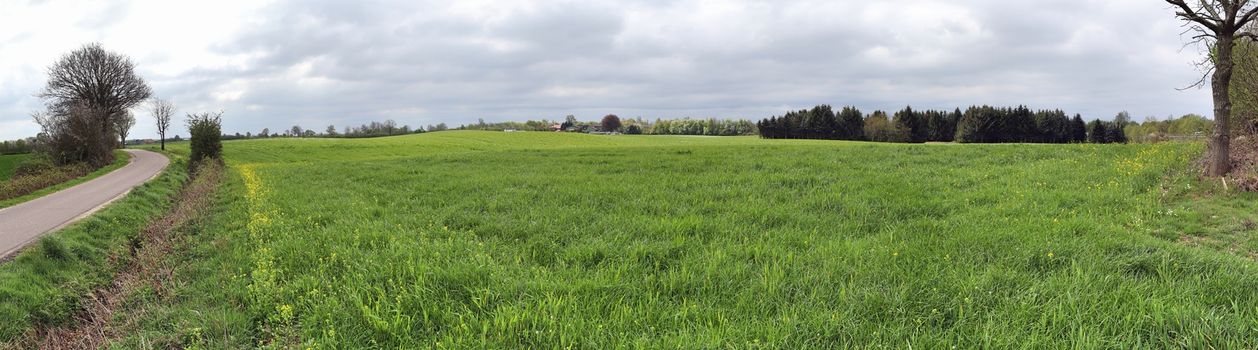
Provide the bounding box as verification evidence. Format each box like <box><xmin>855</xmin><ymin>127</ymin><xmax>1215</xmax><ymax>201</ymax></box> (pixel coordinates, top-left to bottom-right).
<box><xmin>187</xmin><ymin>112</ymin><xmax>223</xmax><ymax>167</ymax></box>
<box><xmin>12</xmin><ymin>156</ymin><xmax>56</xmax><ymax>177</ymax></box>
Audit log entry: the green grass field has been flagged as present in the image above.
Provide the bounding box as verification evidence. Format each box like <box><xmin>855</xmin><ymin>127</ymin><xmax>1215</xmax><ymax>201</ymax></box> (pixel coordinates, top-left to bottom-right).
<box><xmin>0</xmin><ymin>154</ymin><xmax>31</xmax><ymax>180</ymax></box>
<box><xmin>109</xmin><ymin>131</ymin><xmax>1258</xmax><ymax>348</ymax></box>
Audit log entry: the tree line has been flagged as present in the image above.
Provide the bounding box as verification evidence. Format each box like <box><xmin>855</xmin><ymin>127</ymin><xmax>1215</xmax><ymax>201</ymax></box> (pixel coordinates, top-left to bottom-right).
<box><xmin>452</xmin><ymin>115</ymin><xmax>757</xmax><ymax>136</ymax></box>
<box><xmin>650</xmin><ymin>118</ymin><xmax>757</xmax><ymax>136</ymax></box>
<box><xmin>0</xmin><ymin>138</ymin><xmax>35</xmax><ymax>155</ymax></box>
<box><xmin>1124</xmin><ymin>114</ymin><xmax>1214</xmax><ymax>143</ymax></box>
<box><xmin>757</xmin><ymin>105</ymin><xmax>1145</xmax><ymax>144</ymax></box>
<box><xmin>218</xmin><ymin>120</ymin><xmax>426</xmax><ymax>140</ymax></box>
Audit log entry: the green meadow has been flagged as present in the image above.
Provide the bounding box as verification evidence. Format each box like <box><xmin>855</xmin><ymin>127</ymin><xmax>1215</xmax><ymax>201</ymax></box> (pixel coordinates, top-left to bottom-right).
<box><xmin>109</xmin><ymin>131</ymin><xmax>1258</xmax><ymax>348</ymax></box>
<box><xmin>0</xmin><ymin>154</ymin><xmax>30</xmax><ymax>180</ymax></box>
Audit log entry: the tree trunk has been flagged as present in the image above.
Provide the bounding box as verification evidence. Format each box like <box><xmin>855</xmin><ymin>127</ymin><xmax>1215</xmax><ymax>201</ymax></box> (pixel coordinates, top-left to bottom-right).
<box><xmin>160</xmin><ymin>137</ymin><xmax>165</xmax><ymax>150</ymax></box>
<box><xmin>1210</xmin><ymin>35</ymin><xmax>1236</xmax><ymax>177</ymax></box>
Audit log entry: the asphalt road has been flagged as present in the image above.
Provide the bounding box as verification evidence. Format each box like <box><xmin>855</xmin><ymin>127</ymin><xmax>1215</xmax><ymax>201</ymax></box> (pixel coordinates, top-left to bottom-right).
<box><xmin>0</xmin><ymin>149</ymin><xmax>168</xmax><ymax>259</ymax></box>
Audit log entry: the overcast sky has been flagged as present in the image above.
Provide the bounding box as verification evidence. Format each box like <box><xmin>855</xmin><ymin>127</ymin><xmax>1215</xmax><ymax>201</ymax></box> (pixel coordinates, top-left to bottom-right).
<box><xmin>0</xmin><ymin>0</ymin><xmax>1216</xmax><ymax>140</ymax></box>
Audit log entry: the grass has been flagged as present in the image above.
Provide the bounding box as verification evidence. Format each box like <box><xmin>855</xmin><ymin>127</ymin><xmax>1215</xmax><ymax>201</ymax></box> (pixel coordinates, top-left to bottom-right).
<box><xmin>0</xmin><ymin>152</ymin><xmax>180</xmax><ymax>342</ymax></box>
<box><xmin>0</xmin><ymin>150</ymin><xmax>131</xmax><ymax>209</ymax></box>
<box><xmin>1153</xmin><ymin>178</ymin><xmax>1258</xmax><ymax>259</ymax></box>
<box><xmin>106</xmin><ymin>131</ymin><xmax>1258</xmax><ymax>348</ymax></box>
<box><xmin>0</xmin><ymin>154</ymin><xmax>32</xmax><ymax>180</ymax></box>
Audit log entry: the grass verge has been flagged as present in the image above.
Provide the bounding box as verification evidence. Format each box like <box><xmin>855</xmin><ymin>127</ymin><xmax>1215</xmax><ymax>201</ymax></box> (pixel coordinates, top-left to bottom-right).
<box><xmin>14</xmin><ymin>159</ymin><xmax>225</xmax><ymax>349</ymax></box>
<box><xmin>0</xmin><ymin>150</ymin><xmax>131</xmax><ymax>209</ymax></box>
<box><xmin>98</xmin><ymin>162</ymin><xmax>255</xmax><ymax>348</ymax></box>
<box><xmin>0</xmin><ymin>152</ymin><xmax>181</xmax><ymax>342</ymax></box>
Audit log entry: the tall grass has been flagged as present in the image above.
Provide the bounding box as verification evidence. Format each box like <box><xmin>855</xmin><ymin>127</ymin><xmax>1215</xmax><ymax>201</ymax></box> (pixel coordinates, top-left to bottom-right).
<box><xmin>118</xmin><ymin>131</ymin><xmax>1258</xmax><ymax>348</ymax></box>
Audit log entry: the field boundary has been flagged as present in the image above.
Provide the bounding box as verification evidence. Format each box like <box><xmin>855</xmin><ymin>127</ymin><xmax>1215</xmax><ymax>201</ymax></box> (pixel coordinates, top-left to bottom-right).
<box><xmin>0</xmin><ymin>150</ymin><xmax>132</xmax><ymax>209</ymax></box>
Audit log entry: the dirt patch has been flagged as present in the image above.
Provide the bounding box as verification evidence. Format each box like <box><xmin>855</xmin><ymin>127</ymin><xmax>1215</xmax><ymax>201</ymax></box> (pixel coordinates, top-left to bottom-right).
<box><xmin>10</xmin><ymin>161</ymin><xmax>223</xmax><ymax>349</ymax></box>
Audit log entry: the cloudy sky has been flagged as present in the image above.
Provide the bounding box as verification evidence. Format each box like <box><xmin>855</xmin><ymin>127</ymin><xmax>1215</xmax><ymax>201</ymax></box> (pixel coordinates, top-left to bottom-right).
<box><xmin>0</xmin><ymin>0</ymin><xmax>1216</xmax><ymax>140</ymax></box>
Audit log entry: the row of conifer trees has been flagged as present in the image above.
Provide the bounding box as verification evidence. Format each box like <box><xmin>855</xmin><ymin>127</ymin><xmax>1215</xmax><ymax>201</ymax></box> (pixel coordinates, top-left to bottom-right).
<box><xmin>758</xmin><ymin>105</ymin><xmax>1128</xmax><ymax>144</ymax></box>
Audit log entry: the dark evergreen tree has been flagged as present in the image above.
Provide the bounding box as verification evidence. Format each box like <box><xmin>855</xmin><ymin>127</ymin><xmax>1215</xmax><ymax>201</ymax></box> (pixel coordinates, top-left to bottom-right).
<box><xmin>809</xmin><ymin>105</ymin><xmax>838</xmax><ymax>139</ymax></box>
<box><xmin>1088</xmin><ymin>120</ymin><xmax>1108</xmax><ymax>143</ymax></box>
<box><xmin>956</xmin><ymin>106</ymin><xmax>1000</xmax><ymax>143</ymax></box>
<box><xmin>1070</xmin><ymin>114</ymin><xmax>1088</xmax><ymax>143</ymax></box>
<box><xmin>1107</xmin><ymin>122</ymin><xmax>1128</xmax><ymax>144</ymax></box>
<box><xmin>762</xmin><ymin>104</ymin><xmax>1089</xmax><ymax>144</ymax></box>
<box><xmin>837</xmin><ymin>106</ymin><xmax>865</xmax><ymax>140</ymax></box>
<box><xmin>893</xmin><ymin>106</ymin><xmax>928</xmax><ymax>143</ymax></box>
<box><xmin>1005</xmin><ymin>106</ymin><xmax>1035</xmax><ymax>142</ymax></box>
<box><xmin>1032</xmin><ymin>109</ymin><xmax>1070</xmax><ymax>143</ymax></box>
<box><xmin>943</xmin><ymin>108</ymin><xmax>962</xmax><ymax>142</ymax></box>
<box><xmin>926</xmin><ymin>110</ymin><xmax>946</xmax><ymax>141</ymax></box>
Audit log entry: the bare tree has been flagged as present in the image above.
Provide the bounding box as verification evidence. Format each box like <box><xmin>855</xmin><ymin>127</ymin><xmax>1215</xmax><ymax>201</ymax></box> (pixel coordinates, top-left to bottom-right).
<box><xmin>1168</xmin><ymin>0</ymin><xmax>1258</xmax><ymax>176</ymax></box>
<box><xmin>150</xmin><ymin>98</ymin><xmax>175</xmax><ymax>150</ymax></box>
<box><xmin>37</xmin><ymin>43</ymin><xmax>152</xmax><ymax>166</ymax></box>
<box><xmin>114</xmin><ymin>112</ymin><xmax>136</xmax><ymax>147</ymax></box>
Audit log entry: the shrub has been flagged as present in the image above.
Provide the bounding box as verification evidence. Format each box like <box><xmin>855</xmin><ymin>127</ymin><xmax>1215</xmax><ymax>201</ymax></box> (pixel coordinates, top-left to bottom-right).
<box><xmin>187</xmin><ymin>112</ymin><xmax>223</xmax><ymax>166</ymax></box>
<box><xmin>0</xmin><ymin>162</ymin><xmax>91</xmax><ymax>201</ymax></box>
<box><xmin>32</xmin><ymin>102</ymin><xmax>116</xmax><ymax>167</ymax></box>
<box><xmin>625</xmin><ymin>124</ymin><xmax>643</xmax><ymax>135</ymax></box>
<box><xmin>12</xmin><ymin>156</ymin><xmax>56</xmax><ymax>178</ymax></box>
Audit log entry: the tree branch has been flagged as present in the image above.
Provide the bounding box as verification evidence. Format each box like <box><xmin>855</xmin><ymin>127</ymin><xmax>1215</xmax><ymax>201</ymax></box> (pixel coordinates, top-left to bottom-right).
<box><xmin>1239</xmin><ymin>1</ymin><xmax>1258</xmax><ymax>27</ymax></box>
<box><xmin>1170</xmin><ymin>0</ymin><xmax>1223</xmax><ymax>30</ymax></box>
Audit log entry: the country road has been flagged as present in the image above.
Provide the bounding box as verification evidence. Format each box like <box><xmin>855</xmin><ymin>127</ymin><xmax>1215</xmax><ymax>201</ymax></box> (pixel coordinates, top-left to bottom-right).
<box><xmin>0</xmin><ymin>149</ymin><xmax>168</xmax><ymax>259</ymax></box>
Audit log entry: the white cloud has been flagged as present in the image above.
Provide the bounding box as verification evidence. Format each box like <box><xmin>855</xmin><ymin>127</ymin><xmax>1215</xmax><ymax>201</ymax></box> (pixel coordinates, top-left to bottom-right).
<box><xmin>0</xmin><ymin>0</ymin><xmax>1215</xmax><ymax>140</ymax></box>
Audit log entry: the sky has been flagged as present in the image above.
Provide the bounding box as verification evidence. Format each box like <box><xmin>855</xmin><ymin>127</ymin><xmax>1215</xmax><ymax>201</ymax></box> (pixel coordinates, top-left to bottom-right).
<box><xmin>0</xmin><ymin>0</ymin><xmax>1218</xmax><ymax>140</ymax></box>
